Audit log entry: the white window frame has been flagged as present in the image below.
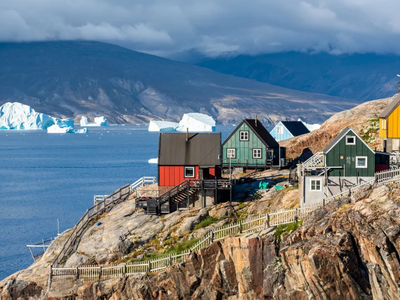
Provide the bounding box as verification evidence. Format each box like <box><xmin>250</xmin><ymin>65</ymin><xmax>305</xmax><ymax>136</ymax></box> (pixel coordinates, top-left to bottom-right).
<box><xmin>252</xmin><ymin>148</ymin><xmax>262</xmax><ymax>159</ymax></box>
<box><xmin>239</xmin><ymin>130</ymin><xmax>249</xmax><ymax>141</ymax></box>
<box><xmin>276</xmin><ymin>126</ymin><xmax>284</xmax><ymax>135</ymax></box>
<box><xmin>381</xmin><ymin>118</ymin><xmax>387</xmax><ymax>130</ymax></box>
<box><xmin>310</xmin><ymin>179</ymin><xmax>322</xmax><ymax>191</ymax></box>
<box><xmin>184</xmin><ymin>166</ymin><xmax>195</xmax><ymax>178</ymax></box>
<box><xmin>227</xmin><ymin>148</ymin><xmax>236</xmax><ymax>159</ymax></box>
<box><xmin>356</xmin><ymin>156</ymin><xmax>368</xmax><ymax>168</ymax></box>
<box><xmin>346</xmin><ymin>136</ymin><xmax>356</xmax><ymax>145</ymax></box>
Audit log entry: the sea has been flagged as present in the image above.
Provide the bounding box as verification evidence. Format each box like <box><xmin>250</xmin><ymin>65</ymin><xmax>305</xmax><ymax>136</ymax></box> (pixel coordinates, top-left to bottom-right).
<box><xmin>0</xmin><ymin>125</ymin><xmax>236</xmax><ymax>280</ymax></box>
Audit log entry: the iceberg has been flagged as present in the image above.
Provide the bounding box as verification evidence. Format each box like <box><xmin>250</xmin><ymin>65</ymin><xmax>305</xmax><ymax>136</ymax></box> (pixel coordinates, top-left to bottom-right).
<box><xmin>80</xmin><ymin>116</ymin><xmax>108</xmax><ymax>127</ymax></box>
<box><xmin>148</xmin><ymin>158</ymin><xmax>158</xmax><ymax>164</ymax></box>
<box><xmin>47</xmin><ymin>125</ymin><xmax>88</xmax><ymax>134</ymax></box>
<box><xmin>175</xmin><ymin>113</ymin><xmax>216</xmax><ymax>132</ymax></box>
<box><xmin>47</xmin><ymin>125</ymin><xmax>74</xmax><ymax>134</ymax></box>
<box><xmin>298</xmin><ymin>118</ymin><xmax>321</xmax><ymax>132</ymax></box>
<box><xmin>148</xmin><ymin>113</ymin><xmax>216</xmax><ymax>133</ymax></box>
<box><xmin>55</xmin><ymin>118</ymin><xmax>74</xmax><ymax>128</ymax></box>
<box><xmin>148</xmin><ymin>121</ymin><xmax>178</xmax><ymax>132</ymax></box>
<box><xmin>0</xmin><ymin>102</ymin><xmax>55</xmax><ymax>130</ymax></box>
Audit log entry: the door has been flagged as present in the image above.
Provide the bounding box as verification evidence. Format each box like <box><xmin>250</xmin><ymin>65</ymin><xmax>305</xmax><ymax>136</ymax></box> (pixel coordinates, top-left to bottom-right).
<box><xmin>266</xmin><ymin>150</ymin><xmax>274</xmax><ymax>166</ymax></box>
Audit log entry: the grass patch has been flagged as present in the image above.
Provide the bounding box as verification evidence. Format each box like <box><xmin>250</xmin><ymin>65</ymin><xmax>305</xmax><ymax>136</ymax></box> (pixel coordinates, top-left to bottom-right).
<box><xmin>238</xmin><ymin>201</ymin><xmax>246</xmax><ymax>210</ymax></box>
<box><xmin>369</xmin><ymin>118</ymin><xmax>379</xmax><ymax>122</ymax></box>
<box><xmin>274</xmin><ymin>220</ymin><xmax>303</xmax><ymax>244</ymax></box>
<box><xmin>144</xmin><ymin>238</ymin><xmax>200</xmax><ymax>260</ymax></box>
<box><xmin>194</xmin><ymin>216</ymin><xmax>218</xmax><ymax>231</ymax></box>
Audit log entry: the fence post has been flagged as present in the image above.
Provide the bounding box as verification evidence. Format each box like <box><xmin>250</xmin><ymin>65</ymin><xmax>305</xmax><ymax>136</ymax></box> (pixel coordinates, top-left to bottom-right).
<box><xmin>98</xmin><ymin>266</ymin><xmax>102</xmax><ymax>280</ymax></box>
<box><xmin>123</xmin><ymin>263</ymin><xmax>127</xmax><ymax>275</ymax></box>
<box><xmin>267</xmin><ymin>214</ymin><xmax>270</xmax><ymax>227</ymax></box>
<box><xmin>169</xmin><ymin>255</ymin><xmax>172</xmax><ymax>266</ymax></box>
<box><xmin>148</xmin><ymin>261</ymin><xmax>151</xmax><ymax>272</ymax></box>
<box><xmin>48</xmin><ymin>265</ymin><xmax>53</xmax><ymax>289</ymax></box>
<box><xmin>76</xmin><ymin>266</ymin><xmax>79</xmax><ymax>279</ymax></box>
<box><xmin>295</xmin><ymin>209</ymin><xmax>298</xmax><ymax>223</ymax></box>
<box><xmin>239</xmin><ymin>222</ymin><xmax>242</xmax><ymax>233</ymax></box>
<box><xmin>210</xmin><ymin>231</ymin><xmax>214</xmax><ymax>244</ymax></box>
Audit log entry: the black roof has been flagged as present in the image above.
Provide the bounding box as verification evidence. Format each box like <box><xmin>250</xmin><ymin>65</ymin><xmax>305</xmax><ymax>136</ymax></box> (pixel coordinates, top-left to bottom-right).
<box><xmin>222</xmin><ymin>119</ymin><xmax>280</xmax><ymax>148</ymax></box>
<box><xmin>158</xmin><ymin>132</ymin><xmax>221</xmax><ymax>166</ymax></box>
<box><xmin>379</xmin><ymin>94</ymin><xmax>400</xmax><ymax>118</ymax></box>
<box><xmin>280</xmin><ymin>121</ymin><xmax>310</xmax><ymax>136</ymax></box>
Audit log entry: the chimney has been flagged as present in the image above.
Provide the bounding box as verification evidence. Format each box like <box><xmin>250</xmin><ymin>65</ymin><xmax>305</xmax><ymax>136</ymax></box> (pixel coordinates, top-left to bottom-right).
<box><xmin>255</xmin><ymin>115</ymin><xmax>258</xmax><ymax>126</ymax></box>
<box><xmin>186</xmin><ymin>127</ymin><xmax>189</xmax><ymax>142</ymax></box>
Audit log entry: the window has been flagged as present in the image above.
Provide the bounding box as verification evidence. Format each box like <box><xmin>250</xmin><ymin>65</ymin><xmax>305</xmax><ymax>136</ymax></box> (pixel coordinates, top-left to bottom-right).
<box><xmin>239</xmin><ymin>131</ymin><xmax>249</xmax><ymax>141</ymax></box>
<box><xmin>276</xmin><ymin>126</ymin><xmax>284</xmax><ymax>134</ymax></box>
<box><xmin>184</xmin><ymin>167</ymin><xmax>195</xmax><ymax>178</ymax></box>
<box><xmin>356</xmin><ymin>156</ymin><xmax>368</xmax><ymax>168</ymax></box>
<box><xmin>310</xmin><ymin>179</ymin><xmax>322</xmax><ymax>191</ymax></box>
<box><xmin>227</xmin><ymin>148</ymin><xmax>236</xmax><ymax>159</ymax></box>
<box><xmin>382</xmin><ymin>119</ymin><xmax>387</xmax><ymax>130</ymax></box>
<box><xmin>346</xmin><ymin>136</ymin><xmax>356</xmax><ymax>145</ymax></box>
<box><xmin>252</xmin><ymin>148</ymin><xmax>262</xmax><ymax>159</ymax></box>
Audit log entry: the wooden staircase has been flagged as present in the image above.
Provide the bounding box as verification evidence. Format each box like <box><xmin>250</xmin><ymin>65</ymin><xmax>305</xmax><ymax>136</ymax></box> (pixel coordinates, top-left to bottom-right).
<box><xmin>142</xmin><ymin>179</ymin><xmax>231</xmax><ymax>215</ymax></box>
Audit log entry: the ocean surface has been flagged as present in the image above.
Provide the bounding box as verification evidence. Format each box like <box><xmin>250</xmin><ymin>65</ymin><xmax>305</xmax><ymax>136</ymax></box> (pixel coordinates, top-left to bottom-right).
<box><xmin>0</xmin><ymin>125</ymin><xmax>235</xmax><ymax>280</ymax></box>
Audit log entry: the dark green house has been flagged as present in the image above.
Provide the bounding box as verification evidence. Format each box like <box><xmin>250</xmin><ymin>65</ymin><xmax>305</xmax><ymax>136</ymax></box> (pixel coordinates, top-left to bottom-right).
<box><xmin>301</xmin><ymin>127</ymin><xmax>389</xmax><ymax>207</ymax></box>
<box><xmin>324</xmin><ymin>127</ymin><xmax>389</xmax><ymax>177</ymax></box>
<box><xmin>222</xmin><ymin>119</ymin><xmax>285</xmax><ymax>169</ymax></box>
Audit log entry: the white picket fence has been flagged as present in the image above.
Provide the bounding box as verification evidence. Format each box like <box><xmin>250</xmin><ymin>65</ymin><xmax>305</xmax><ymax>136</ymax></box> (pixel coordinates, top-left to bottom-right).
<box><xmin>50</xmin><ymin>204</ymin><xmax>321</xmax><ymax>281</ymax></box>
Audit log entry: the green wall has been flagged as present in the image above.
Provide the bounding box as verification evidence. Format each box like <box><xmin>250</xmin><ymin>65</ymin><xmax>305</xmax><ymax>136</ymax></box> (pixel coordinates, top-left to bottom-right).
<box><xmin>223</xmin><ymin>122</ymin><xmax>267</xmax><ymax>165</ymax></box>
<box><xmin>326</xmin><ymin>131</ymin><xmax>375</xmax><ymax>177</ymax></box>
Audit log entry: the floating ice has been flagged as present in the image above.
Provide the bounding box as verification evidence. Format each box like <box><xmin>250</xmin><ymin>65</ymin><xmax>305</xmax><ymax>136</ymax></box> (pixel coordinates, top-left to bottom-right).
<box><xmin>175</xmin><ymin>113</ymin><xmax>216</xmax><ymax>132</ymax></box>
<box><xmin>0</xmin><ymin>102</ymin><xmax>55</xmax><ymax>130</ymax></box>
<box><xmin>80</xmin><ymin>116</ymin><xmax>108</xmax><ymax>127</ymax></box>
<box><xmin>148</xmin><ymin>158</ymin><xmax>158</xmax><ymax>164</ymax></box>
<box><xmin>55</xmin><ymin>118</ymin><xmax>74</xmax><ymax>128</ymax></box>
<box><xmin>298</xmin><ymin>118</ymin><xmax>321</xmax><ymax>132</ymax></box>
<box><xmin>47</xmin><ymin>125</ymin><xmax>88</xmax><ymax>134</ymax></box>
<box><xmin>148</xmin><ymin>121</ymin><xmax>178</xmax><ymax>132</ymax></box>
<box><xmin>47</xmin><ymin>125</ymin><xmax>74</xmax><ymax>134</ymax></box>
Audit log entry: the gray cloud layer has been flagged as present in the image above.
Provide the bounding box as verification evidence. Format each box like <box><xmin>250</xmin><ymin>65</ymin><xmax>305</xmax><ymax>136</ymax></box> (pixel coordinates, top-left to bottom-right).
<box><xmin>1</xmin><ymin>0</ymin><xmax>399</xmax><ymax>56</ymax></box>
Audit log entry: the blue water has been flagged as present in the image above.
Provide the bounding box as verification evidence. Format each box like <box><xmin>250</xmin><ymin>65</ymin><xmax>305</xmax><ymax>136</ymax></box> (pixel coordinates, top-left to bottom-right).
<box><xmin>0</xmin><ymin>125</ymin><xmax>235</xmax><ymax>280</ymax></box>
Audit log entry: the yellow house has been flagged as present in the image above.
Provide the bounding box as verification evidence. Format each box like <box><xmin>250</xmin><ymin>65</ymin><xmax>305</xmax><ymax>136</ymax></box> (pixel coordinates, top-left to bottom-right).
<box><xmin>379</xmin><ymin>93</ymin><xmax>400</xmax><ymax>152</ymax></box>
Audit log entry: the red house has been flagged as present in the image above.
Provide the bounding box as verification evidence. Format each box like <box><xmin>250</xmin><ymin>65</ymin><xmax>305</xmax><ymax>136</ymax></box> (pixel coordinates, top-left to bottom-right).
<box><xmin>158</xmin><ymin>132</ymin><xmax>222</xmax><ymax>187</ymax></box>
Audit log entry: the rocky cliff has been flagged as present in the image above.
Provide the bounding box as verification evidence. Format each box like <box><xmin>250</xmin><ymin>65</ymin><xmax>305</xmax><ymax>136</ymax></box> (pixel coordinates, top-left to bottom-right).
<box><xmin>2</xmin><ymin>181</ymin><xmax>400</xmax><ymax>299</ymax></box>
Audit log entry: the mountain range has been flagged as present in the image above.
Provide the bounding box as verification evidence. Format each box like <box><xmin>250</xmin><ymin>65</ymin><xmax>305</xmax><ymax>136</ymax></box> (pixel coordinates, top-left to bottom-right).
<box><xmin>196</xmin><ymin>52</ymin><xmax>400</xmax><ymax>102</ymax></box>
<box><xmin>0</xmin><ymin>41</ymin><xmax>356</xmax><ymax>125</ymax></box>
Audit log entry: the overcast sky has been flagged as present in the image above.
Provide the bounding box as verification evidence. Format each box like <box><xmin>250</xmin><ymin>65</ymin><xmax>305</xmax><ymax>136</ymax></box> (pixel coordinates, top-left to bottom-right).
<box><xmin>1</xmin><ymin>0</ymin><xmax>400</xmax><ymax>57</ymax></box>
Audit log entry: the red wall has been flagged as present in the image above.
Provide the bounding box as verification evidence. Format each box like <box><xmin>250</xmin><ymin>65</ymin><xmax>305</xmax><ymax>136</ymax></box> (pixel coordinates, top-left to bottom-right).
<box><xmin>159</xmin><ymin>166</ymin><xmax>199</xmax><ymax>186</ymax></box>
<box><xmin>375</xmin><ymin>164</ymin><xmax>389</xmax><ymax>173</ymax></box>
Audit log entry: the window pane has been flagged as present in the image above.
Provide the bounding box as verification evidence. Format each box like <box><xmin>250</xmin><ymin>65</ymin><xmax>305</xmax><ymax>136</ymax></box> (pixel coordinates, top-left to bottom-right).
<box><xmin>358</xmin><ymin>158</ymin><xmax>366</xmax><ymax>167</ymax></box>
<box><xmin>185</xmin><ymin>167</ymin><xmax>194</xmax><ymax>177</ymax></box>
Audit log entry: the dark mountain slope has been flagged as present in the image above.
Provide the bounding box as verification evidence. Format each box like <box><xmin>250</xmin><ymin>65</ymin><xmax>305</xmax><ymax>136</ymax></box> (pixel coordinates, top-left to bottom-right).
<box><xmin>197</xmin><ymin>52</ymin><xmax>400</xmax><ymax>102</ymax></box>
<box><xmin>0</xmin><ymin>42</ymin><xmax>356</xmax><ymax>124</ymax></box>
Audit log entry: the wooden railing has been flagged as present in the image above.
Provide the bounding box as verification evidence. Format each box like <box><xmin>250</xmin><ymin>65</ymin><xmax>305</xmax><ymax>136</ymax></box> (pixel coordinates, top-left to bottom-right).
<box><xmin>51</xmin><ymin>184</ymin><xmax>131</xmax><ymax>267</ymax></box>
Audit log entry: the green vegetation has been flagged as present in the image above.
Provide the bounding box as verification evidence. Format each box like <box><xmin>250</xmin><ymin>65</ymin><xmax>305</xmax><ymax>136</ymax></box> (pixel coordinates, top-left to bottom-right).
<box><xmin>194</xmin><ymin>216</ymin><xmax>218</xmax><ymax>230</ymax></box>
<box><xmin>238</xmin><ymin>201</ymin><xmax>246</xmax><ymax>210</ymax></box>
<box><xmin>274</xmin><ymin>220</ymin><xmax>303</xmax><ymax>244</ymax></box>
<box><xmin>145</xmin><ymin>238</ymin><xmax>200</xmax><ymax>260</ymax></box>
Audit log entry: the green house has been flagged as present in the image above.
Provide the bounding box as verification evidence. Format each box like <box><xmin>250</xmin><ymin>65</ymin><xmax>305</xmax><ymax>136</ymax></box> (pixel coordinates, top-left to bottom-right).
<box><xmin>301</xmin><ymin>127</ymin><xmax>389</xmax><ymax>207</ymax></box>
<box><xmin>222</xmin><ymin>119</ymin><xmax>285</xmax><ymax>169</ymax></box>
<box><xmin>324</xmin><ymin>127</ymin><xmax>389</xmax><ymax>177</ymax></box>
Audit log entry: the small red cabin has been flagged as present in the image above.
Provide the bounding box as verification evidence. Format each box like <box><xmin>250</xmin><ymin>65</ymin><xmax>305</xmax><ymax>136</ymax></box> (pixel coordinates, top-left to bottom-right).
<box><xmin>158</xmin><ymin>132</ymin><xmax>222</xmax><ymax>187</ymax></box>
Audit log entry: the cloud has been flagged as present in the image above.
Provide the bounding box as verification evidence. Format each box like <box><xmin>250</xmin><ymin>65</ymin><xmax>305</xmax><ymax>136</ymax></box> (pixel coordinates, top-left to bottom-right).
<box><xmin>1</xmin><ymin>0</ymin><xmax>400</xmax><ymax>56</ymax></box>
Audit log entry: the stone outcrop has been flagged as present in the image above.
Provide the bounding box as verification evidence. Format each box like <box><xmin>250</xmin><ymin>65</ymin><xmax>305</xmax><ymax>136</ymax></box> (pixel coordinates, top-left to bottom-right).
<box><xmin>2</xmin><ymin>183</ymin><xmax>400</xmax><ymax>299</ymax></box>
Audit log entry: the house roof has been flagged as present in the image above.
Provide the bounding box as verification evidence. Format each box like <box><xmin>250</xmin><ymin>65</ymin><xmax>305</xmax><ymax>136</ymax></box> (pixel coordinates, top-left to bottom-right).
<box><xmin>379</xmin><ymin>94</ymin><xmax>400</xmax><ymax>118</ymax></box>
<box><xmin>279</xmin><ymin>121</ymin><xmax>310</xmax><ymax>136</ymax></box>
<box><xmin>323</xmin><ymin>127</ymin><xmax>374</xmax><ymax>154</ymax></box>
<box><xmin>158</xmin><ymin>132</ymin><xmax>221</xmax><ymax>166</ymax></box>
<box><xmin>222</xmin><ymin>119</ymin><xmax>280</xmax><ymax>148</ymax></box>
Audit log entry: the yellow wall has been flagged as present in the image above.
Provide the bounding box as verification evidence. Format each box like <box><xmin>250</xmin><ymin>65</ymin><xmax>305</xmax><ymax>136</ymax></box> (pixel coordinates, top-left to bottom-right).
<box><xmin>388</xmin><ymin>104</ymin><xmax>400</xmax><ymax>138</ymax></box>
<box><xmin>380</xmin><ymin>118</ymin><xmax>387</xmax><ymax>138</ymax></box>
